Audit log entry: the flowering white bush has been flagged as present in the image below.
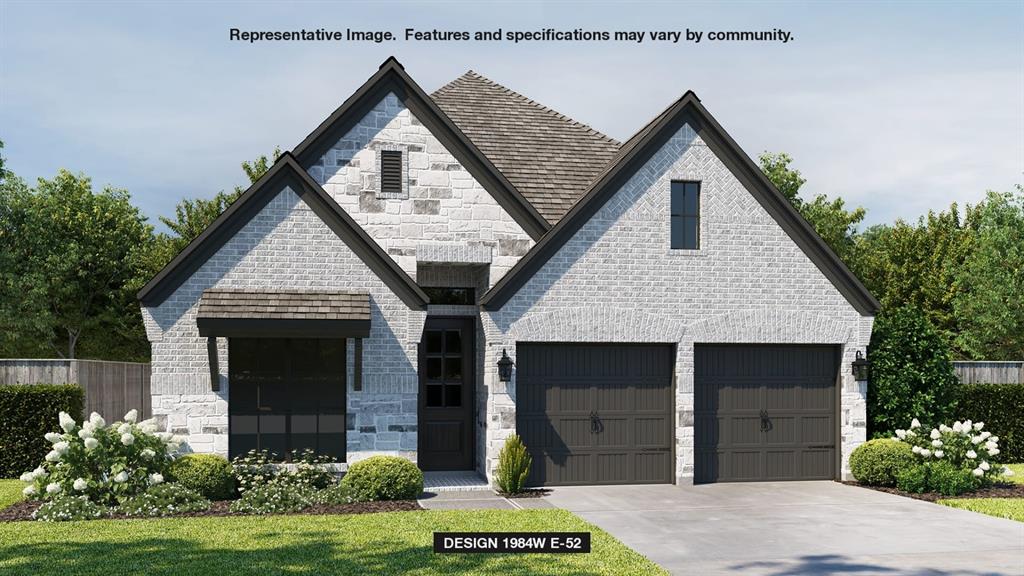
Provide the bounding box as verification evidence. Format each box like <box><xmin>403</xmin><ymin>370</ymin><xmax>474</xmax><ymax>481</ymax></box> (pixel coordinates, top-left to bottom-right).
<box><xmin>20</xmin><ymin>410</ymin><xmax>183</xmax><ymax>505</ymax></box>
<box><xmin>894</xmin><ymin>418</ymin><xmax>1004</xmax><ymax>482</ymax></box>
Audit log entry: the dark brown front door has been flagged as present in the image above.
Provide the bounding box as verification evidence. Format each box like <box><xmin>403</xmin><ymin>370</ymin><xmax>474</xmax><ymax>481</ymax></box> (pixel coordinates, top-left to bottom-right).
<box><xmin>516</xmin><ymin>343</ymin><xmax>675</xmax><ymax>486</ymax></box>
<box><xmin>418</xmin><ymin>317</ymin><xmax>474</xmax><ymax>470</ymax></box>
<box><xmin>694</xmin><ymin>344</ymin><xmax>839</xmax><ymax>483</ymax></box>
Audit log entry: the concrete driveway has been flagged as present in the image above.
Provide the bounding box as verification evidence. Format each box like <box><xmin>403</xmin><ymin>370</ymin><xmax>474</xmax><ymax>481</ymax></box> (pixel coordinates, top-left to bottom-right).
<box><xmin>545</xmin><ymin>481</ymin><xmax>1024</xmax><ymax>575</ymax></box>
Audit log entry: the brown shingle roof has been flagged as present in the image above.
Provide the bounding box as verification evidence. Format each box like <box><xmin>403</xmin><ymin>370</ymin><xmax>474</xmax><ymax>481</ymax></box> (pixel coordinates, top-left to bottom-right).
<box><xmin>197</xmin><ymin>289</ymin><xmax>370</xmax><ymax>321</ymax></box>
<box><xmin>432</xmin><ymin>71</ymin><xmax>621</xmax><ymax>223</ymax></box>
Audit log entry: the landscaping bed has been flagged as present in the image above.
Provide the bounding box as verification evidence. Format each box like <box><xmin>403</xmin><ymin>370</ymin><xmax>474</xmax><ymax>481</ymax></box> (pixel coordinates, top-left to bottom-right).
<box><xmin>844</xmin><ymin>480</ymin><xmax>1024</xmax><ymax>503</ymax></box>
<box><xmin>0</xmin><ymin>497</ymin><xmax>420</xmax><ymax>522</ymax></box>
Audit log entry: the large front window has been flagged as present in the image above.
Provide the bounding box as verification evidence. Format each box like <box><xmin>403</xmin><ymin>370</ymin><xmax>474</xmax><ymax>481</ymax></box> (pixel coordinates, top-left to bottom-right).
<box><xmin>228</xmin><ymin>338</ymin><xmax>346</xmax><ymax>461</ymax></box>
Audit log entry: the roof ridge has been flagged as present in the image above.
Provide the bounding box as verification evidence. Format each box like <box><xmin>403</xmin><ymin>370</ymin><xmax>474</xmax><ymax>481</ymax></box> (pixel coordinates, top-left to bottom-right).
<box><xmin>436</xmin><ymin>70</ymin><xmax>621</xmax><ymax>146</ymax></box>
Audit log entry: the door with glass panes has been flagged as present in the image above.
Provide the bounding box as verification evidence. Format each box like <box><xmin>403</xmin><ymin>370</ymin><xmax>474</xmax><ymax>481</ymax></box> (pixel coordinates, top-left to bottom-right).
<box><xmin>418</xmin><ymin>317</ymin><xmax>474</xmax><ymax>470</ymax></box>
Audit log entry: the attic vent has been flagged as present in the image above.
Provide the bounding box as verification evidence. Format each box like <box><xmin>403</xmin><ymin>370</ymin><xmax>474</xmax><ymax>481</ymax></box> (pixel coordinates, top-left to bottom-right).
<box><xmin>380</xmin><ymin>150</ymin><xmax>403</xmax><ymax>196</ymax></box>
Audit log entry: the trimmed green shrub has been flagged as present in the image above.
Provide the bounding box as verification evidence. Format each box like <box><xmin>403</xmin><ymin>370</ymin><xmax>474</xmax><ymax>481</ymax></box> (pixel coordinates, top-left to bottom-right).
<box><xmin>33</xmin><ymin>495</ymin><xmax>107</xmax><ymax>522</ymax></box>
<box><xmin>167</xmin><ymin>454</ymin><xmax>235</xmax><ymax>500</ymax></box>
<box><xmin>849</xmin><ymin>439</ymin><xmax>915</xmax><ymax>486</ymax></box>
<box><xmin>867</xmin><ymin>307</ymin><xmax>959</xmax><ymax>437</ymax></box>
<box><xmin>495</xmin><ymin>434</ymin><xmax>533</xmax><ymax>494</ymax></box>
<box><xmin>228</xmin><ymin>483</ymin><xmax>315</xmax><ymax>515</ymax></box>
<box><xmin>0</xmin><ymin>384</ymin><xmax>84</xmax><ymax>478</ymax></box>
<box><xmin>896</xmin><ymin>463</ymin><xmax>930</xmax><ymax>493</ymax></box>
<box><xmin>927</xmin><ymin>460</ymin><xmax>978</xmax><ymax>496</ymax></box>
<box><xmin>341</xmin><ymin>456</ymin><xmax>423</xmax><ymax>501</ymax></box>
<box><xmin>958</xmin><ymin>383</ymin><xmax>1024</xmax><ymax>462</ymax></box>
<box><xmin>117</xmin><ymin>483</ymin><xmax>210</xmax><ymax>517</ymax></box>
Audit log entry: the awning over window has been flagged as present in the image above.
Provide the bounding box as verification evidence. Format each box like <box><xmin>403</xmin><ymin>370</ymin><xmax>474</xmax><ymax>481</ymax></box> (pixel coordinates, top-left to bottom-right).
<box><xmin>196</xmin><ymin>289</ymin><xmax>371</xmax><ymax>338</ymax></box>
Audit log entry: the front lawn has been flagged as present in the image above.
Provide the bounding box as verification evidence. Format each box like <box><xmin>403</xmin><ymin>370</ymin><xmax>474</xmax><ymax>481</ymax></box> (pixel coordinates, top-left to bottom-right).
<box><xmin>939</xmin><ymin>498</ymin><xmax>1024</xmax><ymax>522</ymax></box>
<box><xmin>0</xmin><ymin>508</ymin><xmax>665</xmax><ymax>576</ymax></box>
<box><xmin>0</xmin><ymin>480</ymin><xmax>24</xmax><ymax>510</ymax></box>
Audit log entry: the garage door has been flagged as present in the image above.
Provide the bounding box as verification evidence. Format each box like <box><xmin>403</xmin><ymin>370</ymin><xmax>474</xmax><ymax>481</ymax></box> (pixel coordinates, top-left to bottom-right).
<box><xmin>516</xmin><ymin>343</ymin><xmax>674</xmax><ymax>486</ymax></box>
<box><xmin>694</xmin><ymin>345</ymin><xmax>839</xmax><ymax>483</ymax></box>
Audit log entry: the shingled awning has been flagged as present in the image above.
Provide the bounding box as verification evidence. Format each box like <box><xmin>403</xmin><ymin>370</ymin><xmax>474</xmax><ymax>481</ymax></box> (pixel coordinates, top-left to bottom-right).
<box><xmin>196</xmin><ymin>289</ymin><xmax>371</xmax><ymax>338</ymax></box>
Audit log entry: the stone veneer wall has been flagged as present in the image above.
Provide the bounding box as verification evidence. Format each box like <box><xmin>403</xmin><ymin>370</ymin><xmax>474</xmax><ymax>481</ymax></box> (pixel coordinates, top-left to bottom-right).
<box><xmin>481</xmin><ymin>124</ymin><xmax>873</xmax><ymax>482</ymax></box>
<box><xmin>306</xmin><ymin>91</ymin><xmax>534</xmax><ymax>286</ymax></box>
<box><xmin>141</xmin><ymin>186</ymin><xmax>427</xmax><ymax>460</ymax></box>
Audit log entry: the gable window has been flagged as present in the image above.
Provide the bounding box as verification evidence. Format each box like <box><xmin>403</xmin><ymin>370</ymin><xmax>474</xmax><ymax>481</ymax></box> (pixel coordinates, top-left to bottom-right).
<box><xmin>380</xmin><ymin>150</ymin><xmax>403</xmax><ymax>196</ymax></box>
<box><xmin>670</xmin><ymin>181</ymin><xmax>700</xmax><ymax>250</ymax></box>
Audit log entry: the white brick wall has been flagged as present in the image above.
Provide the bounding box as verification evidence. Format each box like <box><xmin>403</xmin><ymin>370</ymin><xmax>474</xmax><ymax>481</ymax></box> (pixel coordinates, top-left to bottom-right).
<box><xmin>142</xmin><ymin>185</ymin><xmax>426</xmax><ymax>459</ymax></box>
<box><xmin>482</xmin><ymin>124</ymin><xmax>873</xmax><ymax>482</ymax></box>
<box><xmin>306</xmin><ymin>92</ymin><xmax>534</xmax><ymax>286</ymax></box>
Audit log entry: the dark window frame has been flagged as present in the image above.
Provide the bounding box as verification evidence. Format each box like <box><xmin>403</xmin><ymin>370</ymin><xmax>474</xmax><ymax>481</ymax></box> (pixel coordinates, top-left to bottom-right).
<box><xmin>422</xmin><ymin>286</ymin><xmax>476</xmax><ymax>306</ymax></box>
<box><xmin>670</xmin><ymin>180</ymin><xmax>701</xmax><ymax>250</ymax></box>
<box><xmin>380</xmin><ymin>150</ymin><xmax>403</xmax><ymax>196</ymax></box>
<box><xmin>227</xmin><ymin>337</ymin><xmax>347</xmax><ymax>462</ymax></box>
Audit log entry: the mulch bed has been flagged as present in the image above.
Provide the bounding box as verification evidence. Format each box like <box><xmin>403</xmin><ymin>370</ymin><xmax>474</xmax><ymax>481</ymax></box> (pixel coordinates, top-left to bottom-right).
<box><xmin>843</xmin><ymin>481</ymin><xmax>1024</xmax><ymax>502</ymax></box>
<box><xmin>0</xmin><ymin>499</ymin><xmax>420</xmax><ymax>523</ymax></box>
<box><xmin>501</xmin><ymin>489</ymin><xmax>551</xmax><ymax>499</ymax></box>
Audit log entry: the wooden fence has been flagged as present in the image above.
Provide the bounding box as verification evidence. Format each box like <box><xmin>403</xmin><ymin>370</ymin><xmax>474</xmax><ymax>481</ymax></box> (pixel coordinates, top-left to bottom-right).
<box><xmin>953</xmin><ymin>361</ymin><xmax>1024</xmax><ymax>384</ymax></box>
<box><xmin>0</xmin><ymin>359</ymin><xmax>151</xmax><ymax>419</ymax></box>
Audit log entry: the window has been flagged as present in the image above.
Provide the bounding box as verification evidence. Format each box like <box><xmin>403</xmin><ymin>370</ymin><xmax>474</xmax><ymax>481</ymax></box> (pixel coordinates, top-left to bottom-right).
<box><xmin>228</xmin><ymin>338</ymin><xmax>346</xmax><ymax>461</ymax></box>
<box><xmin>422</xmin><ymin>287</ymin><xmax>476</xmax><ymax>305</ymax></box>
<box><xmin>423</xmin><ymin>328</ymin><xmax>464</xmax><ymax>408</ymax></box>
<box><xmin>671</xmin><ymin>181</ymin><xmax>700</xmax><ymax>249</ymax></box>
<box><xmin>380</xmin><ymin>150</ymin><xmax>403</xmax><ymax>196</ymax></box>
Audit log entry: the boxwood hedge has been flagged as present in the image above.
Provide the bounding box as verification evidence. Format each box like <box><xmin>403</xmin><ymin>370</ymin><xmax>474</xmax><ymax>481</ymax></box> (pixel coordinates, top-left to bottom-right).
<box><xmin>0</xmin><ymin>384</ymin><xmax>84</xmax><ymax>478</ymax></box>
<box><xmin>958</xmin><ymin>383</ymin><xmax>1024</xmax><ymax>462</ymax></box>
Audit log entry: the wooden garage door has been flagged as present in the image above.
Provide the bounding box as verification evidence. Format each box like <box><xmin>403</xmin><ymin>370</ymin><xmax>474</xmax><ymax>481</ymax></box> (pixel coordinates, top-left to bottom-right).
<box><xmin>694</xmin><ymin>345</ymin><xmax>839</xmax><ymax>483</ymax></box>
<box><xmin>516</xmin><ymin>343</ymin><xmax>674</xmax><ymax>486</ymax></box>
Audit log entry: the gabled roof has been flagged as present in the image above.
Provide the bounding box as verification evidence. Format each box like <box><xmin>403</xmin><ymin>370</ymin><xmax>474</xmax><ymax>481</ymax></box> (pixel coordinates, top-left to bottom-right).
<box><xmin>432</xmin><ymin>71</ymin><xmax>622</xmax><ymax>223</ymax></box>
<box><xmin>292</xmin><ymin>57</ymin><xmax>549</xmax><ymax>240</ymax></box>
<box><xmin>480</xmin><ymin>92</ymin><xmax>880</xmax><ymax>316</ymax></box>
<box><xmin>137</xmin><ymin>153</ymin><xmax>429</xmax><ymax>310</ymax></box>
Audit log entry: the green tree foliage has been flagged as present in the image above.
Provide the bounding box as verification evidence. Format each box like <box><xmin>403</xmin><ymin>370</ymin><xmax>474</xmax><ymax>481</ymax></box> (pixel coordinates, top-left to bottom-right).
<box><xmin>953</xmin><ymin>188</ymin><xmax>1024</xmax><ymax>360</ymax></box>
<box><xmin>852</xmin><ymin>206</ymin><xmax>977</xmax><ymax>351</ymax></box>
<box><xmin>0</xmin><ymin>170</ymin><xmax>154</xmax><ymax>359</ymax></box>
<box><xmin>758</xmin><ymin>152</ymin><xmax>866</xmax><ymax>265</ymax></box>
<box><xmin>866</xmin><ymin>306</ymin><xmax>959</xmax><ymax>437</ymax></box>
<box><xmin>0</xmin><ymin>139</ymin><xmax>9</xmax><ymax>182</ymax></box>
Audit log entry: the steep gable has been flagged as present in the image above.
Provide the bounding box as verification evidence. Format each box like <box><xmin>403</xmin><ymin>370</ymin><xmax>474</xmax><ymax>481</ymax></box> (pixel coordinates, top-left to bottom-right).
<box><xmin>481</xmin><ymin>93</ymin><xmax>879</xmax><ymax>316</ymax></box>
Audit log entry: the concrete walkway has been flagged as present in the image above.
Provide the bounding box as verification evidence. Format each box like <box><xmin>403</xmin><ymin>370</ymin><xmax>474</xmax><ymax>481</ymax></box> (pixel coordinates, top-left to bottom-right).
<box><xmin>544</xmin><ymin>481</ymin><xmax>1024</xmax><ymax>575</ymax></box>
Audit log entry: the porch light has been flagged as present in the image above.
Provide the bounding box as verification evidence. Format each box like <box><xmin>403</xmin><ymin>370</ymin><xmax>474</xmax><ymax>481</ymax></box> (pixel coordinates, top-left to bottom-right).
<box><xmin>497</xmin><ymin>349</ymin><xmax>514</xmax><ymax>382</ymax></box>
<box><xmin>852</xmin><ymin>350</ymin><xmax>870</xmax><ymax>382</ymax></box>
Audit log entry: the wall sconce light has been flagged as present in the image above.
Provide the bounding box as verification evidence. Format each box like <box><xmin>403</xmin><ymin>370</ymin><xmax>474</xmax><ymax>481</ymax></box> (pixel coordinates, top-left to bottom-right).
<box><xmin>497</xmin><ymin>349</ymin><xmax>514</xmax><ymax>382</ymax></box>
<box><xmin>852</xmin><ymin>350</ymin><xmax>870</xmax><ymax>382</ymax></box>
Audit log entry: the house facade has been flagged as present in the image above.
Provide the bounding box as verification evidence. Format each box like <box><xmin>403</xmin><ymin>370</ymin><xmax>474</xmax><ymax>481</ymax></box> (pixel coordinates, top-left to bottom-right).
<box><xmin>139</xmin><ymin>57</ymin><xmax>877</xmax><ymax>485</ymax></box>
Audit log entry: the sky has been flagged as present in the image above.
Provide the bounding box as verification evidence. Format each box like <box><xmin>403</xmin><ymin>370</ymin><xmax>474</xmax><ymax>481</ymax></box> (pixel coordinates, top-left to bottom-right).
<box><xmin>1</xmin><ymin>0</ymin><xmax>1021</xmax><ymax>231</ymax></box>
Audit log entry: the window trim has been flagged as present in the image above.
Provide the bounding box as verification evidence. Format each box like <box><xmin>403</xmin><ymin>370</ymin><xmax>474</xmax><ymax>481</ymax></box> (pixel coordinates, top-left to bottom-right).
<box><xmin>376</xmin><ymin>144</ymin><xmax>408</xmax><ymax>199</ymax></box>
<box><xmin>670</xmin><ymin>180</ymin><xmax>701</xmax><ymax>250</ymax></box>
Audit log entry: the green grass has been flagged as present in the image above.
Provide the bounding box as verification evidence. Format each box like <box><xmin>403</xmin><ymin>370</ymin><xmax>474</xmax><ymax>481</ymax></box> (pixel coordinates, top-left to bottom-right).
<box><xmin>0</xmin><ymin>480</ymin><xmax>25</xmax><ymax>510</ymax></box>
<box><xmin>0</xmin><ymin>508</ymin><xmax>666</xmax><ymax>575</ymax></box>
<box><xmin>939</xmin><ymin>498</ymin><xmax>1024</xmax><ymax>522</ymax></box>
<box><xmin>1003</xmin><ymin>463</ymin><xmax>1024</xmax><ymax>484</ymax></box>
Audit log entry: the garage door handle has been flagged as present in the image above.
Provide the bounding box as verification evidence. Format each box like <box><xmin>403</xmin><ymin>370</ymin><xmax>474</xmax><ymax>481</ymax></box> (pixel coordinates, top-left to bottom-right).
<box><xmin>640</xmin><ymin>447</ymin><xmax>669</xmax><ymax>452</ymax></box>
<box><xmin>808</xmin><ymin>445</ymin><xmax>834</xmax><ymax>450</ymax></box>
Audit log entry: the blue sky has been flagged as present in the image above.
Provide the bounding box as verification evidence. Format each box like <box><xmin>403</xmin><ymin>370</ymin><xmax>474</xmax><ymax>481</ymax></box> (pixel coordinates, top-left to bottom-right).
<box><xmin>1</xmin><ymin>1</ymin><xmax>1021</xmax><ymax>231</ymax></box>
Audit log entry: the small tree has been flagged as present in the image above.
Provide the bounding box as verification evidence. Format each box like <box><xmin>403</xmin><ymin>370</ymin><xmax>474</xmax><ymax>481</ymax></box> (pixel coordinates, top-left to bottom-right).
<box><xmin>495</xmin><ymin>434</ymin><xmax>532</xmax><ymax>494</ymax></box>
<box><xmin>867</xmin><ymin>306</ymin><xmax>959</xmax><ymax>437</ymax></box>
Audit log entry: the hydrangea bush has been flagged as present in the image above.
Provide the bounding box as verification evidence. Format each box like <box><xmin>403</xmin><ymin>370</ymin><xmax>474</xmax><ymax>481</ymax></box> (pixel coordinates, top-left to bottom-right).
<box><xmin>19</xmin><ymin>409</ymin><xmax>181</xmax><ymax>506</ymax></box>
<box><xmin>894</xmin><ymin>418</ymin><xmax>1012</xmax><ymax>482</ymax></box>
